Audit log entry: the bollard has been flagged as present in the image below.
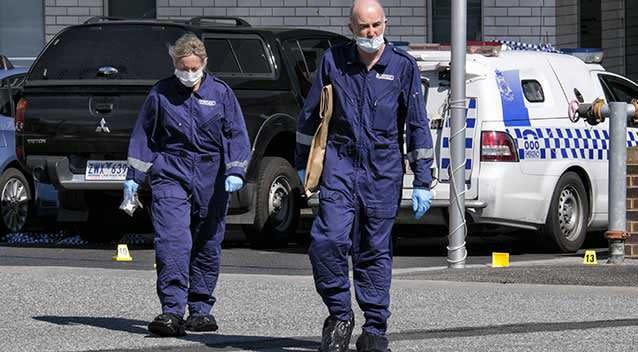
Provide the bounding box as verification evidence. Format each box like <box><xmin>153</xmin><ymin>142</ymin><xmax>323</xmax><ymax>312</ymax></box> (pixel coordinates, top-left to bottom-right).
<box><xmin>447</xmin><ymin>0</ymin><xmax>468</xmax><ymax>268</ymax></box>
<box><xmin>574</xmin><ymin>100</ymin><xmax>638</xmax><ymax>264</ymax></box>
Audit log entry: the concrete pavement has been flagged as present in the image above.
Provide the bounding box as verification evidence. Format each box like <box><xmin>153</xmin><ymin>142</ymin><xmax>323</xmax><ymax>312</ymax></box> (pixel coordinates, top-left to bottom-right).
<box><xmin>3</xmin><ymin>260</ymin><xmax>638</xmax><ymax>352</ymax></box>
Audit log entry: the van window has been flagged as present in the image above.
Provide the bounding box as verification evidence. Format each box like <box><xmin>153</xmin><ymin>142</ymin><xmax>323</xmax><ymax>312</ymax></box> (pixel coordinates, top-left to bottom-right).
<box><xmin>599</xmin><ymin>74</ymin><xmax>638</xmax><ymax>103</ymax></box>
<box><xmin>30</xmin><ymin>25</ymin><xmax>187</xmax><ymax>81</ymax></box>
<box><xmin>599</xmin><ymin>74</ymin><xmax>638</xmax><ymax>126</ymax></box>
<box><xmin>522</xmin><ymin>80</ymin><xmax>544</xmax><ymax>103</ymax></box>
<box><xmin>204</xmin><ymin>36</ymin><xmax>273</xmax><ymax>77</ymax></box>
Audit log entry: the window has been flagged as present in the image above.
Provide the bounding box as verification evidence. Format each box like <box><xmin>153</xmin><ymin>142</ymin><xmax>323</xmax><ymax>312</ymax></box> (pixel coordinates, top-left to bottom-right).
<box><xmin>431</xmin><ymin>0</ymin><xmax>482</xmax><ymax>43</ymax></box>
<box><xmin>0</xmin><ymin>80</ymin><xmax>11</xmax><ymax>117</ymax></box>
<box><xmin>299</xmin><ymin>39</ymin><xmax>331</xmax><ymax>75</ymax></box>
<box><xmin>522</xmin><ymin>80</ymin><xmax>544</xmax><ymax>103</ymax></box>
<box><xmin>599</xmin><ymin>75</ymin><xmax>638</xmax><ymax>104</ymax></box>
<box><xmin>579</xmin><ymin>0</ymin><xmax>601</xmax><ymax>48</ymax></box>
<box><xmin>30</xmin><ymin>25</ymin><xmax>186</xmax><ymax>81</ymax></box>
<box><xmin>204</xmin><ymin>36</ymin><xmax>273</xmax><ymax>77</ymax></box>
<box><xmin>0</xmin><ymin>74</ymin><xmax>25</xmax><ymax>117</ymax></box>
<box><xmin>283</xmin><ymin>38</ymin><xmax>332</xmax><ymax>97</ymax></box>
<box><xmin>0</xmin><ymin>0</ymin><xmax>44</xmax><ymax>67</ymax></box>
<box><xmin>109</xmin><ymin>0</ymin><xmax>156</xmax><ymax>19</ymax></box>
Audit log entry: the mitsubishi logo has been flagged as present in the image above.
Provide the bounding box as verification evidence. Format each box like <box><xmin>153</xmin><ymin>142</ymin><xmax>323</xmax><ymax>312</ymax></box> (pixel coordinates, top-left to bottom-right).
<box><xmin>95</xmin><ymin>118</ymin><xmax>111</xmax><ymax>133</ymax></box>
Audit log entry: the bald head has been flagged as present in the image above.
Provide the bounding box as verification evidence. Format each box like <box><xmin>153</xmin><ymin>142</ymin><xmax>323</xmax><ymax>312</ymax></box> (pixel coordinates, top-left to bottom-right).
<box><xmin>350</xmin><ymin>0</ymin><xmax>385</xmax><ymax>22</ymax></box>
<box><xmin>349</xmin><ymin>0</ymin><xmax>387</xmax><ymax>39</ymax></box>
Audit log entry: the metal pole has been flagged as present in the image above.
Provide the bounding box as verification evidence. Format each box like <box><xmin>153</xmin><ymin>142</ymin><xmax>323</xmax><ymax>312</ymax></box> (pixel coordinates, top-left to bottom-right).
<box><xmin>447</xmin><ymin>0</ymin><xmax>467</xmax><ymax>268</ymax></box>
<box><xmin>606</xmin><ymin>102</ymin><xmax>631</xmax><ymax>264</ymax></box>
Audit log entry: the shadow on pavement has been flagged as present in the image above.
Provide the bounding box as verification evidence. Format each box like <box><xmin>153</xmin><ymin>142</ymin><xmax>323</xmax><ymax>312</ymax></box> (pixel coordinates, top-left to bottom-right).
<box><xmin>32</xmin><ymin>315</ymin><xmax>321</xmax><ymax>352</ymax></box>
<box><xmin>390</xmin><ymin>318</ymin><xmax>638</xmax><ymax>341</ymax></box>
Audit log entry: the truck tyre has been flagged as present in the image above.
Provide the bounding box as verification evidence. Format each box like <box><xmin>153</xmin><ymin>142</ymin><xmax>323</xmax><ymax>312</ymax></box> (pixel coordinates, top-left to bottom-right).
<box><xmin>0</xmin><ymin>168</ymin><xmax>32</xmax><ymax>234</ymax></box>
<box><xmin>243</xmin><ymin>156</ymin><xmax>301</xmax><ymax>247</ymax></box>
<box><xmin>543</xmin><ymin>172</ymin><xmax>588</xmax><ymax>252</ymax></box>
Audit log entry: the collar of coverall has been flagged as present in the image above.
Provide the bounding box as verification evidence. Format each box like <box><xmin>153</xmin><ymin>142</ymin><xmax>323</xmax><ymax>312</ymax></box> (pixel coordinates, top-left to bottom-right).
<box><xmin>346</xmin><ymin>38</ymin><xmax>392</xmax><ymax>69</ymax></box>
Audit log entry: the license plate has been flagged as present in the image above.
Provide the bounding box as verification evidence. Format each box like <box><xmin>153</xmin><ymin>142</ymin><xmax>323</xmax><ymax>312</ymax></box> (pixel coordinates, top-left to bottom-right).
<box><xmin>85</xmin><ymin>160</ymin><xmax>128</xmax><ymax>181</ymax></box>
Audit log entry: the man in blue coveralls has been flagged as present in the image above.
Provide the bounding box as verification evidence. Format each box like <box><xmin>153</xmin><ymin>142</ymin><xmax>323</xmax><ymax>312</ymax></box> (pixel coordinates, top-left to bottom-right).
<box><xmin>123</xmin><ymin>33</ymin><xmax>251</xmax><ymax>337</ymax></box>
<box><xmin>295</xmin><ymin>1</ymin><xmax>434</xmax><ymax>351</ymax></box>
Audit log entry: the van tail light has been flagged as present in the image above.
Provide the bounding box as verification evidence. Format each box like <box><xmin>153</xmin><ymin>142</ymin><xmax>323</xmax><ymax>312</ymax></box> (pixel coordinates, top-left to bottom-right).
<box><xmin>15</xmin><ymin>98</ymin><xmax>27</xmax><ymax>132</ymax></box>
<box><xmin>481</xmin><ymin>131</ymin><xmax>519</xmax><ymax>162</ymax></box>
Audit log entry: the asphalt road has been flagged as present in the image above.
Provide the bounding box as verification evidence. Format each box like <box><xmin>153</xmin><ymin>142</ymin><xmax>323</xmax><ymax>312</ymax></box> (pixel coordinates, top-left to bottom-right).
<box><xmin>0</xmin><ymin>225</ymin><xmax>602</xmax><ymax>273</ymax></box>
<box><xmin>3</xmin><ymin>226</ymin><xmax>637</xmax><ymax>352</ymax></box>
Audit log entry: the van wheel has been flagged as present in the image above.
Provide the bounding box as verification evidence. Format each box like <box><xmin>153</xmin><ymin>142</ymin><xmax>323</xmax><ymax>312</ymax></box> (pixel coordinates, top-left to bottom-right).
<box><xmin>243</xmin><ymin>157</ymin><xmax>301</xmax><ymax>247</ymax></box>
<box><xmin>0</xmin><ymin>168</ymin><xmax>32</xmax><ymax>234</ymax></box>
<box><xmin>543</xmin><ymin>172</ymin><xmax>588</xmax><ymax>252</ymax></box>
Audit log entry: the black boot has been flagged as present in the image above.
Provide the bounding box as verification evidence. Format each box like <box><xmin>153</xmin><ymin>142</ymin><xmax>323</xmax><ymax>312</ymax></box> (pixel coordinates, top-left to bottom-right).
<box><xmin>148</xmin><ymin>313</ymin><xmax>186</xmax><ymax>337</ymax></box>
<box><xmin>319</xmin><ymin>314</ymin><xmax>355</xmax><ymax>352</ymax></box>
<box><xmin>185</xmin><ymin>314</ymin><xmax>219</xmax><ymax>332</ymax></box>
<box><xmin>356</xmin><ymin>332</ymin><xmax>390</xmax><ymax>352</ymax></box>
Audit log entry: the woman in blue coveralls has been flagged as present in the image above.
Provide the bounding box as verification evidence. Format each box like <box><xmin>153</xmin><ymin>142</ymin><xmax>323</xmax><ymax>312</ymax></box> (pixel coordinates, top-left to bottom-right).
<box><xmin>123</xmin><ymin>33</ymin><xmax>251</xmax><ymax>337</ymax></box>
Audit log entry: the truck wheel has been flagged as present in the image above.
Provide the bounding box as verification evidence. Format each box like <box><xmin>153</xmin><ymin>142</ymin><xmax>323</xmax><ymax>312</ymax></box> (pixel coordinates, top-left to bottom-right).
<box><xmin>0</xmin><ymin>168</ymin><xmax>31</xmax><ymax>234</ymax></box>
<box><xmin>543</xmin><ymin>172</ymin><xmax>588</xmax><ymax>252</ymax></box>
<box><xmin>243</xmin><ymin>156</ymin><xmax>301</xmax><ymax>247</ymax></box>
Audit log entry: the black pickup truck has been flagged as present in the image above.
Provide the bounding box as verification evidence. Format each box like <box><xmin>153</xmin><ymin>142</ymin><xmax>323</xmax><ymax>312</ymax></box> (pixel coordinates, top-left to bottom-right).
<box><xmin>17</xmin><ymin>16</ymin><xmax>346</xmax><ymax>244</ymax></box>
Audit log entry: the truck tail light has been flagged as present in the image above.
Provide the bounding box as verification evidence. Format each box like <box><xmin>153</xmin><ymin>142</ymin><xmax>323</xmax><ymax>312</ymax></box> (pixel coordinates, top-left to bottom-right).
<box><xmin>15</xmin><ymin>98</ymin><xmax>27</xmax><ymax>132</ymax></box>
<box><xmin>481</xmin><ymin>131</ymin><xmax>519</xmax><ymax>162</ymax></box>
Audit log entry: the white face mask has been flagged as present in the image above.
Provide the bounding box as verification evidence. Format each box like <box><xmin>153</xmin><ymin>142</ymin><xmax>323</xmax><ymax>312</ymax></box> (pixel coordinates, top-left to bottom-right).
<box><xmin>174</xmin><ymin>68</ymin><xmax>203</xmax><ymax>87</ymax></box>
<box><xmin>355</xmin><ymin>34</ymin><xmax>385</xmax><ymax>53</ymax></box>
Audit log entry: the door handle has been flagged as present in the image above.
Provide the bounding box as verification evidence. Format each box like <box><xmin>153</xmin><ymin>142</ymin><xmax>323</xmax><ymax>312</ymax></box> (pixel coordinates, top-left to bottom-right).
<box><xmin>95</xmin><ymin>103</ymin><xmax>113</xmax><ymax>114</ymax></box>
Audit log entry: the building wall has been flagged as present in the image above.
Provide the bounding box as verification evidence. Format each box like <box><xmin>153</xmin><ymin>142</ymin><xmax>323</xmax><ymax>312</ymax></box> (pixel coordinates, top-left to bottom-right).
<box><xmin>482</xmin><ymin>0</ymin><xmax>557</xmax><ymax>44</ymax></box>
<box><xmin>155</xmin><ymin>0</ymin><xmax>428</xmax><ymax>43</ymax></box>
<box><xmin>601</xmin><ymin>0</ymin><xmax>625</xmax><ymax>75</ymax></box>
<box><xmin>44</xmin><ymin>0</ymin><xmax>104</xmax><ymax>42</ymax></box>
<box><xmin>40</xmin><ymin>0</ymin><xmax>630</xmax><ymax>76</ymax></box>
<box><xmin>555</xmin><ymin>0</ymin><xmax>577</xmax><ymax>47</ymax></box>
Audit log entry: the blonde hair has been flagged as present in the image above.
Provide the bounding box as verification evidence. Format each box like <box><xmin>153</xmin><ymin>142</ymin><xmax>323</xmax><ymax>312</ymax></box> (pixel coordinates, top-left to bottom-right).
<box><xmin>168</xmin><ymin>33</ymin><xmax>208</xmax><ymax>63</ymax></box>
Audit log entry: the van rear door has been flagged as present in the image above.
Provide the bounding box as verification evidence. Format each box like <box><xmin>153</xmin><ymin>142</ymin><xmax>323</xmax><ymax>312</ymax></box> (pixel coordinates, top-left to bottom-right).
<box><xmin>402</xmin><ymin>60</ymin><xmax>481</xmax><ymax>204</ymax></box>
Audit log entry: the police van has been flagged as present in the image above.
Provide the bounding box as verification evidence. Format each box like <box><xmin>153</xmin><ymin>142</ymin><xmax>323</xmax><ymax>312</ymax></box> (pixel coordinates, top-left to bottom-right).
<box><xmin>397</xmin><ymin>43</ymin><xmax>638</xmax><ymax>252</ymax></box>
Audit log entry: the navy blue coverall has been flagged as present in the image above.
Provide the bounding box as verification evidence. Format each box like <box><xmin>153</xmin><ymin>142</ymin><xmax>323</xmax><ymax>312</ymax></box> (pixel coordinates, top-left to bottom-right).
<box><xmin>127</xmin><ymin>73</ymin><xmax>250</xmax><ymax>318</ymax></box>
<box><xmin>296</xmin><ymin>42</ymin><xmax>434</xmax><ymax>335</ymax></box>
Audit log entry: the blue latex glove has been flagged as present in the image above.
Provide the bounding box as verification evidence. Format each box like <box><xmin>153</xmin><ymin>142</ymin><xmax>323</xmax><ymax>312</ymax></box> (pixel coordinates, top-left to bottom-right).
<box><xmin>412</xmin><ymin>189</ymin><xmax>433</xmax><ymax>219</ymax></box>
<box><xmin>225</xmin><ymin>175</ymin><xmax>243</xmax><ymax>193</ymax></box>
<box><xmin>297</xmin><ymin>169</ymin><xmax>306</xmax><ymax>185</ymax></box>
<box><xmin>123</xmin><ymin>180</ymin><xmax>139</xmax><ymax>199</ymax></box>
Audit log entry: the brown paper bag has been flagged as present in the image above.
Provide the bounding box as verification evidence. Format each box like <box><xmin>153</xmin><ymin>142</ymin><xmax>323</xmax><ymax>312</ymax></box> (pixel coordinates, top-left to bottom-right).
<box><xmin>304</xmin><ymin>84</ymin><xmax>333</xmax><ymax>196</ymax></box>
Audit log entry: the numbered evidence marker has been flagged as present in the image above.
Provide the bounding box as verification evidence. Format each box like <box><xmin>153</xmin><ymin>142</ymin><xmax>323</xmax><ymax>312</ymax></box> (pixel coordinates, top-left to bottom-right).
<box><xmin>113</xmin><ymin>244</ymin><xmax>133</xmax><ymax>262</ymax></box>
<box><xmin>583</xmin><ymin>250</ymin><xmax>598</xmax><ymax>265</ymax></box>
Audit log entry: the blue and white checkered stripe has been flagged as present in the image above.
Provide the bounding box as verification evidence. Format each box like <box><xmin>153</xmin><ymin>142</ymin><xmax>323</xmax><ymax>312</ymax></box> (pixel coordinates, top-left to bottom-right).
<box><xmin>439</xmin><ymin>98</ymin><xmax>476</xmax><ymax>182</ymax></box>
<box><xmin>507</xmin><ymin>127</ymin><xmax>638</xmax><ymax>161</ymax></box>
<box><xmin>497</xmin><ymin>40</ymin><xmax>562</xmax><ymax>54</ymax></box>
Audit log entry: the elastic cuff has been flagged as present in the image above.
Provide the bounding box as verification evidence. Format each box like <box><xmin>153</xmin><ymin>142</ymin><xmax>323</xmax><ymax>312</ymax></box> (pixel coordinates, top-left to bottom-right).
<box><xmin>225</xmin><ymin>167</ymin><xmax>245</xmax><ymax>180</ymax></box>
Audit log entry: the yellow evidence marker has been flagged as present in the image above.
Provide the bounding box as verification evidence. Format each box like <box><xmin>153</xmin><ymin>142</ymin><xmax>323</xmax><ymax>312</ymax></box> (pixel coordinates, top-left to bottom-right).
<box><xmin>583</xmin><ymin>250</ymin><xmax>598</xmax><ymax>265</ymax></box>
<box><xmin>113</xmin><ymin>244</ymin><xmax>133</xmax><ymax>262</ymax></box>
<box><xmin>491</xmin><ymin>252</ymin><xmax>509</xmax><ymax>268</ymax></box>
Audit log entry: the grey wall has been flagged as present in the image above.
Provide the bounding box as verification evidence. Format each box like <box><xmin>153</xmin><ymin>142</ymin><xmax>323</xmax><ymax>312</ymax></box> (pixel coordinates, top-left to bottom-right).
<box><xmin>39</xmin><ymin>0</ymin><xmax>630</xmax><ymax>76</ymax></box>
<box><xmin>482</xmin><ymin>0</ymin><xmax>557</xmax><ymax>44</ymax></box>
<box><xmin>155</xmin><ymin>0</ymin><xmax>428</xmax><ymax>43</ymax></box>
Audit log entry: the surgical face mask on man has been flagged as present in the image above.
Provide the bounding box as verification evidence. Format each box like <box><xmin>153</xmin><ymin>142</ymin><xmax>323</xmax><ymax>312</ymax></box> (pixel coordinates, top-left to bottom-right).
<box><xmin>174</xmin><ymin>68</ymin><xmax>203</xmax><ymax>88</ymax></box>
<box><xmin>355</xmin><ymin>34</ymin><xmax>384</xmax><ymax>54</ymax></box>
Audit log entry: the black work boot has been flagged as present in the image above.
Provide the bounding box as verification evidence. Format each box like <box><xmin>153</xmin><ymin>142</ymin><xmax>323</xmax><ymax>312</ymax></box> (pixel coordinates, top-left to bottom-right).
<box><xmin>319</xmin><ymin>314</ymin><xmax>355</xmax><ymax>352</ymax></box>
<box><xmin>148</xmin><ymin>313</ymin><xmax>186</xmax><ymax>337</ymax></box>
<box><xmin>356</xmin><ymin>332</ymin><xmax>390</xmax><ymax>352</ymax></box>
<box><xmin>185</xmin><ymin>314</ymin><xmax>219</xmax><ymax>332</ymax></box>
